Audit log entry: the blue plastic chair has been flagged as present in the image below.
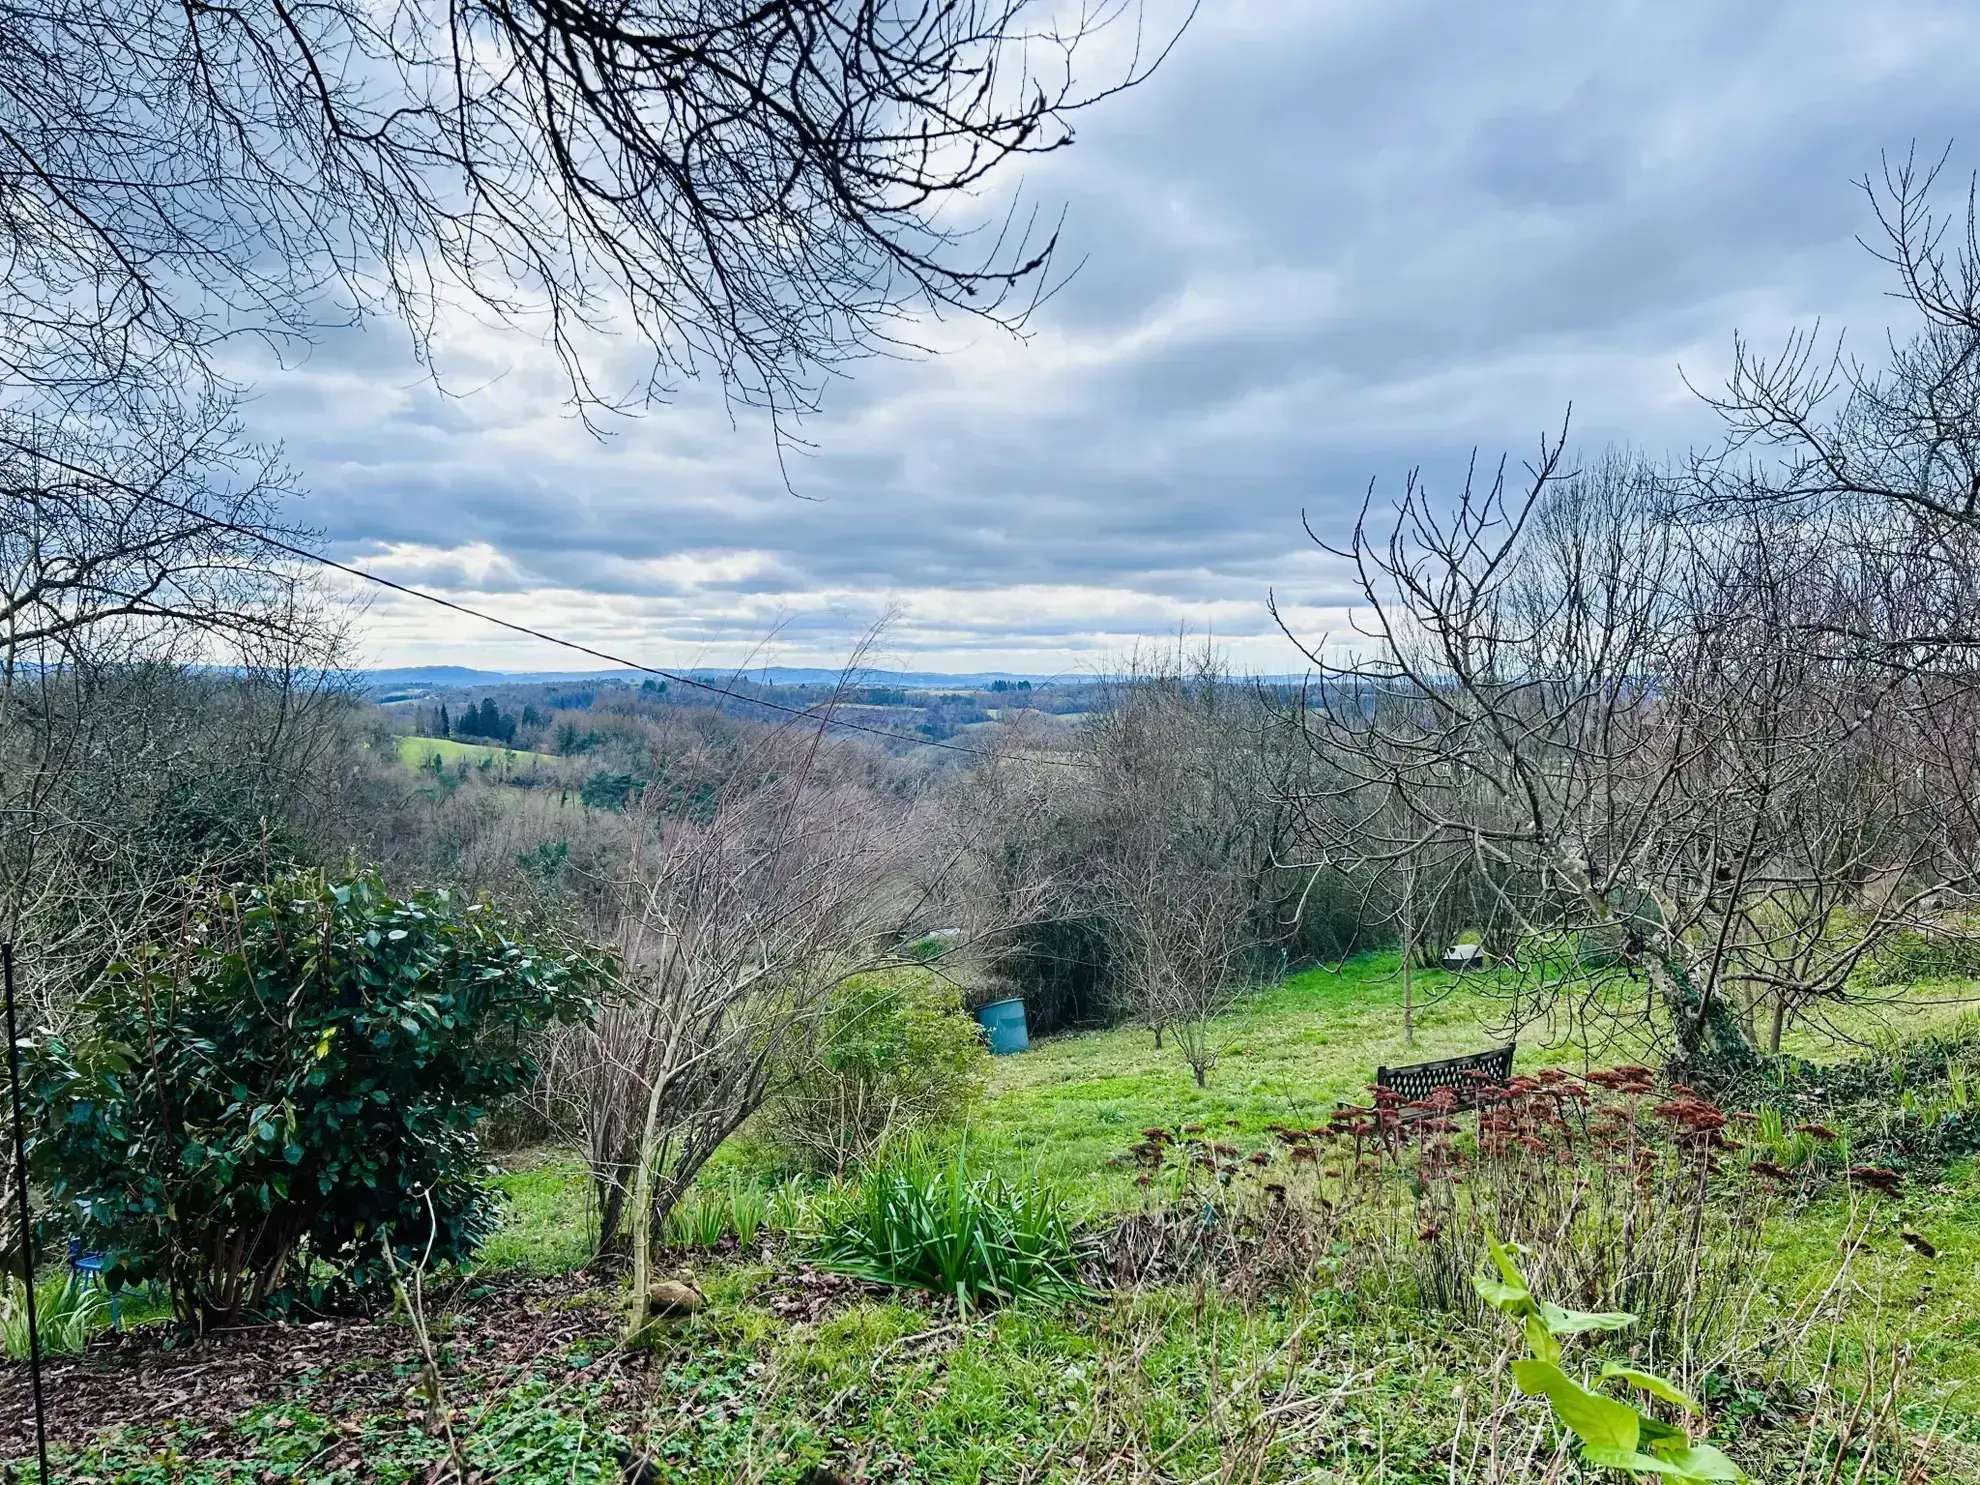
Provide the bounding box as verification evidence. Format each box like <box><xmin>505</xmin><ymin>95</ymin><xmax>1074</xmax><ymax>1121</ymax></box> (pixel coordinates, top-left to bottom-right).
<box><xmin>68</xmin><ymin>1240</ymin><xmax>119</xmax><ymax>1331</ymax></box>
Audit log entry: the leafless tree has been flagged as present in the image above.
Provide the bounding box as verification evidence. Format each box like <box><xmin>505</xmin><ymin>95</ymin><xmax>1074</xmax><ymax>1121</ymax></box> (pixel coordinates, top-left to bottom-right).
<box><xmin>1109</xmin><ymin>845</ymin><xmax>1248</xmax><ymax>1087</ymax></box>
<box><xmin>1691</xmin><ymin>148</ymin><xmax>1980</xmax><ymax>673</ymax></box>
<box><xmin>1669</xmin><ymin>148</ymin><xmax>1980</xmax><ymax>1015</ymax></box>
<box><xmin>0</xmin><ymin>376</ymin><xmax>352</xmax><ymax>1009</ymax></box>
<box><xmin>1700</xmin><ymin>147</ymin><xmax>1980</xmax><ymax>537</ymax></box>
<box><xmin>594</xmin><ymin>766</ymin><xmax>934</xmax><ymax>1334</ymax></box>
<box><xmin>1079</xmin><ymin>643</ymin><xmax>1306</xmax><ymax>1080</ymax></box>
<box><xmin>0</xmin><ymin>397</ymin><xmax>318</xmax><ymax>672</ymax></box>
<box><xmin>557</xmin><ymin>633</ymin><xmax>1002</xmax><ymax>1335</ymax></box>
<box><xmin>0</xmin><ymin>2</ymin><xmax>1184</xmax><ymax>773</ymax></box>
<box><xmin>0</xmin><ymin>626</ymin><xmax>363</xmax><ymax>1021</ymax></box>
<box><xmin>1278</xmin><ymin>445</ymin><xmax>1980</xmax><ymax>1069</ymax></box>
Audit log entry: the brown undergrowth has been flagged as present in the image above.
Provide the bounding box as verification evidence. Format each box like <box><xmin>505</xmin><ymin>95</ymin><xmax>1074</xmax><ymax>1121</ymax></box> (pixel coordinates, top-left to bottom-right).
<box><xmin>1100</xmin><ymin>1065</ymin><xmax>1821</xmax><ymax>1362</ymax></box>
<box><xmin>0</xmin><ymin>1269</ymin><xmax>621</xmax><ymax>1463</ymax></box>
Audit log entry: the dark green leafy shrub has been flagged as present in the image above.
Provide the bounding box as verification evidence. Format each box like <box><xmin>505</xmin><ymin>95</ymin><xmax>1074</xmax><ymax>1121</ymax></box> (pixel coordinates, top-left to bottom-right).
<box><xmin>766</xmin><ymin>970</ymin><xmax>988</xmax><ymax>1174</ymax></box>
<box><xmin>812</xmin><ymin>1137</ymin><xmax>1087</xmax><ymax>1308</ymax></box>
<box><xmin>30</xmin><ymin>869</ymin><xmax>602</xmax><ymax>1325</ymax></box>
<box><xmin>580</xmin><ymin>771</ymin><xmax>643</xmax><ymax>810</ymax></box>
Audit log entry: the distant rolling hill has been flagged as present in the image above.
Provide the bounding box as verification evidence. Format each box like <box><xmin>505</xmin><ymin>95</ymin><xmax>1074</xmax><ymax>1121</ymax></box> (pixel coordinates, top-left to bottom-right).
<box><xmin>361</xmin><ymin>664</ymin><xmax>1096</xmax><ymax>693</ymax></box>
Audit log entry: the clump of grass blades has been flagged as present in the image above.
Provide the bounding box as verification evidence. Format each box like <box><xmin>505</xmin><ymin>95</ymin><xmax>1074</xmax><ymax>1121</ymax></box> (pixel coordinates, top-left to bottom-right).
<box><xmin>1</xmin><ymin>1274</ymin><xmax>109</xmax><ymax>1358</ymax></box>
<box><xmin>765</xmin><ymin>1175</ymin><xmax>820</xmax><ymax>1236</ymax></box>
<box><xmin>663</xmin><ymin>1179</ymin><xmax>770</xmax><ymax>1250</ymax></box>
<box><xmin>811</xmin><ymin>1137</ymin><xmax>1088</xmax><ymax>1309</ymax></box>
<box><xmin>662</xmin><ymin>1187</ymin><xmax>729</xmax><ymax>1248</ymax></box>
<box><xmin>728</xmin><ymin>1183</ymin><xmax>767</xmax><ymax>1248</ymax></box>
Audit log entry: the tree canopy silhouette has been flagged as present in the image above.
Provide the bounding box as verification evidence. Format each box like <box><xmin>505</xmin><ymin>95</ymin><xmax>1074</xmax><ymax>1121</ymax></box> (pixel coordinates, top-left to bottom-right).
<box><xmin>0</xmin><ymin>0</ymin><xmax>1175</xmax><ymax>420</ymax></box>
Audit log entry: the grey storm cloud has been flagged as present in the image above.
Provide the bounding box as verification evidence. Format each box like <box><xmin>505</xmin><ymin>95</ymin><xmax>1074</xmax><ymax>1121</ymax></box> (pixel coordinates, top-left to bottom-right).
<box><xmin>240</xmin><ymin>0</ymin><xmax>1980</xmax><ymax>670</ymax></box>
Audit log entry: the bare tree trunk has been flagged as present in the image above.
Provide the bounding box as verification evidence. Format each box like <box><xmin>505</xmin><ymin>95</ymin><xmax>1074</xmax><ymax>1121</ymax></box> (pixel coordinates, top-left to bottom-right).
<box><xmin>623</xmin><ymin>1066</ymin><xmax>672</xmax><ymax>1341</ymax></box>
<box><xmin>595</xmin><ymin>1174</ymin><xmax>629</xmax><ymax>1256</ymax></box>
<box><xmin>1401</xmin><ymin>856</ymin><xmax>1416</xmax><ymax>1049</ymax></box>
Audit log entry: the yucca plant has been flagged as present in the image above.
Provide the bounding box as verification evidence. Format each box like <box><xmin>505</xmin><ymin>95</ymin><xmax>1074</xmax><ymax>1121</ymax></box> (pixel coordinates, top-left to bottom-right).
<box><xmin>812</xmin><ymin>1136</ymin><xmax>1088</xmax><ymax>1309</ymax></box>
<box><xmin>1</xmin><ymin>1275</ymin><xmax>110</xmax><ymax>1359</ymax></box>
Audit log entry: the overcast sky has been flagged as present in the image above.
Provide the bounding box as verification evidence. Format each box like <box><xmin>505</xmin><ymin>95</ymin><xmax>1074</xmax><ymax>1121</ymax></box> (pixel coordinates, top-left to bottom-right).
<box><xmin>253</xmin><ymin>0</ymin><xmax>1980</xmax><ymax>676</ymax></box>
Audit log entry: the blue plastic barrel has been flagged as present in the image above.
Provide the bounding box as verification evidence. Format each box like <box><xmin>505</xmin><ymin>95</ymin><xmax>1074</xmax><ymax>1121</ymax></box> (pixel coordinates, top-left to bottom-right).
<box><xmin>975</xmin><ymin>996</ymin><xmax>1030</xmax><ymax>1054</ymax></box>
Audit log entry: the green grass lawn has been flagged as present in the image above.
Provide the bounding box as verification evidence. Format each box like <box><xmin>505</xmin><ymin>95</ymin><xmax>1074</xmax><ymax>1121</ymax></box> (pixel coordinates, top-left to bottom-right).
<box><xmin>957</xmin><ymin>958</ymin><xmax>1980</xmax><ymax>1432</ymax></box>
<box><xmin>482</xmin><ymin>1151</ymin><xmax>598</xmax><ymax>1274</ymax></box>
<box><xmin>1756</xmin><ymin>1156</ymin><xmax>1980</xmax><ymax>1402</ymax></box>
<box><xmin>972</xmin><ymin>953</ymin><xmax>1980</xmax><ymax>1203</ymax></box>
<box><xmin>489</xmin><ymin>952</ymin><xmax>1980</xmax><ymax>1246</ymax></box>
<box><xmin>976</xmin><ymin>955</ymin><xmax>1519</xmax><ymax>1198</ymax></box>
<box><xmin>487</xmin><ymin>952</ymin><xmax>1980</xmax><ymax>1270</ymax></box>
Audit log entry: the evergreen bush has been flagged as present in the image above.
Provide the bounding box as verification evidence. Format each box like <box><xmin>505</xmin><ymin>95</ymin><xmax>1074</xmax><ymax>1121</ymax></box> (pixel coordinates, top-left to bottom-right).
<box><xmin>29</xmin><ymin>869</ymin><xmax>601</xmax><ymax>1325</ymax></box>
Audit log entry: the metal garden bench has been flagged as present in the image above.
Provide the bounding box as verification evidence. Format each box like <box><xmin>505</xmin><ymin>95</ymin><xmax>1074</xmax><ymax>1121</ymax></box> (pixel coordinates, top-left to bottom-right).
<box><xmin>1375</xmin><ymin>1042</ymin><xmax>1517</xmax><ymax>1119</ymax></box>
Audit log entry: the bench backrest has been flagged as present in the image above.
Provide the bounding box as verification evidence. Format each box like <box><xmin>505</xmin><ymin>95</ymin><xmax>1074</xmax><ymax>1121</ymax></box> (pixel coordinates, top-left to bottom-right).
<box><xmin>1375</xmin><ymin>1042</ymin><xmax>1516</xmax><ymax>1110</ymax></box>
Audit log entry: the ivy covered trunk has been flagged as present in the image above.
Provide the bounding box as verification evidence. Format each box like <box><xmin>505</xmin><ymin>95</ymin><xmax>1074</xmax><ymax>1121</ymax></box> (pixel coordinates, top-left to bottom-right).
<box><xmin>1644</xmin><ymin>955</ymin><xmax>1763</xmax><ymax>1077</ymax></box>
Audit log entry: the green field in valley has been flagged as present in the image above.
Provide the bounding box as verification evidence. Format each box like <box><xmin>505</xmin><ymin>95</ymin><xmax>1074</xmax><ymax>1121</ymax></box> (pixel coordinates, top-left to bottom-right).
<box><xmin>396</xmin><ymin>733</ymin><xmax>559</xmax><ymax>770</ymax></box>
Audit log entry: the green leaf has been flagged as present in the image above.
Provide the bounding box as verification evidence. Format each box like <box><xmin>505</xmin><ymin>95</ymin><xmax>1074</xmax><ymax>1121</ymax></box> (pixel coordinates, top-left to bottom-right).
<box><xmin>1473</xmin><ymin>1273</ymin><xmax>1533</xmax><ymax>1315</ymax></box>
<box><xmin>1636</xmin><ymin>1414</ymin><xmax>1692</xmax><ymax>1446</ymax></box>
<box><xmin>1654</xmin><ymin>1442</ymin><xmax>1744</xmax><ymax>1480</ymax></box>
<box><xmin>1581</xmin><ymin>1443</ymin><xmax>1705</xmax><ymax>1478</ymax></box>
<box><xmin>1487</xmin><ymin>1231</ymin><xmax>1530</xmax><ymax>1290</ymax></box>
<box><xmin>1510</xmin><ymin>1360</ymin><xmax>1640</xmax><ymax>1452</ymax></box>
<box><xmin>1537</xmin><ymin>1297</ymin><xmax>1637</xmax><ymax>1334</ymax></box>
<box><xmin>1524</xmin><ymin>1310</ymin><xmax>1562</xmax><ymax>1364</ymax></box>
<box><xmin>1601</xmin><ymin>1362</ymin><xmax>1699</xmax><ymax>1413</ymax></box>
